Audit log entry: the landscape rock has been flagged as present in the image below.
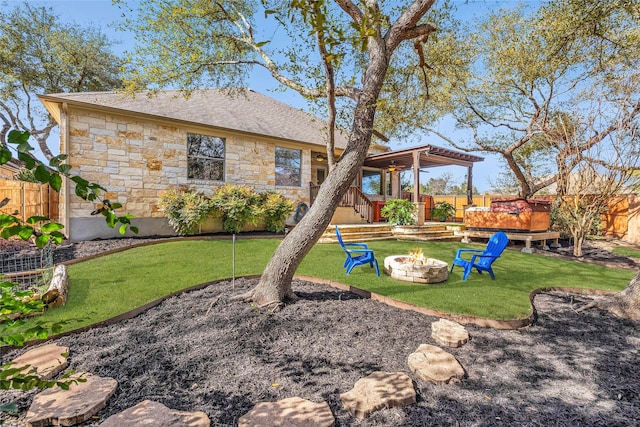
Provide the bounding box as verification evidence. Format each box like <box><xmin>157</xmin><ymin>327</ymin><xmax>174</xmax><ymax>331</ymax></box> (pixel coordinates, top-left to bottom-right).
<box><xmin>238</xmin><ymin>397</ymin><xmax>334</xmax><ymax>427</ymax></box>
<box><xmin>25</xmin><ymin>373</ymin><xmax>117</xmax><ymax>427</ymax></box>
<box><xmin>408</xmin><ymin>344</ymin><xmax>465</xmax><ymax>384</ymax></box>
<box><xmin>431</xmin><ymin>319</ymin><xmax>469</xmax><ymax>348</ymax></box>
<box><xmin>10</xmin><ymin>343</ymin><xmax>69</xmax><ymax>380</ymax></box>
<box><xmin>340</xmin><ymin>371</ymin><xmax>416</xmax><ymax>419</ymax></box>
<box><xmin>99</xmin><ymin>399</ymin><xmax>210</xmax><ymax>427</ymax></box>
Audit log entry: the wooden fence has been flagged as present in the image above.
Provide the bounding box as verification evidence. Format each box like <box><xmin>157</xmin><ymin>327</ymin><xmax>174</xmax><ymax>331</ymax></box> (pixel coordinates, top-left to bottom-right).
<box><xmin>0</xmin><ymin>180</ymin><xmax>59</xmax><ymax>222</ymax></box>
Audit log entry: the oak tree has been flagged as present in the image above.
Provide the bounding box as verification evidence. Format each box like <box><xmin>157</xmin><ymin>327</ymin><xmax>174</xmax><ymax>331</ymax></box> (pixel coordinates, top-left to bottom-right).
<box><xmin>119</xmin><ymin>0</ymin><xmax>456</xmax><ymax>306</ymax></box>
<box><xmin>0</xmin><ymin>3</ymin><xmax>123</xmax><ymax>160</ymax></box>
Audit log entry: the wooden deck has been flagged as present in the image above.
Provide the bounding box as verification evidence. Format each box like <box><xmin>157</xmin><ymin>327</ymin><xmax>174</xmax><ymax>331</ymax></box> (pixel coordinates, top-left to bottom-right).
<box><xmin>461</xmin><ymin>230</ymin><xmax>560</xmax><ymax>253</ymax></box>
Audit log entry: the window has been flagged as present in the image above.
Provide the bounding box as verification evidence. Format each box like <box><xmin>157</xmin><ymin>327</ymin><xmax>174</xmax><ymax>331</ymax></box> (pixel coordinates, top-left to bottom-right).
<box><xmin>275</xmin><ymin>147</ymin><xmax>301</xmax><ymax>186</ymax></box>
<box><xmin>187</xmin><ymin>133</ymin><xmax>225</xmax><ymax>181</ymax></box>
<box><xmin>362</xmin><ymin>169</ymin><xmax>383</xmax><ymax>195</ymax></box>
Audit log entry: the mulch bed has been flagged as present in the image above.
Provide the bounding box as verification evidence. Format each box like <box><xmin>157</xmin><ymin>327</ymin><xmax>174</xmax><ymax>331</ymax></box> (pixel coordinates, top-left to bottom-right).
<box><xmin>1</xmin><ymin>238</ymin><xmax>639</xmax><ymax>426</ymax></box>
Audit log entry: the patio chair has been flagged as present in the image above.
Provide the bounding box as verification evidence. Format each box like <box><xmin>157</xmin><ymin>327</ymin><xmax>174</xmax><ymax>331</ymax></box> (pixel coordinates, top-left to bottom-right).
<box><xmin>335</xmin><ymin>226</ymin><xmax>380</xmax><ymax>276</ymax></box>
<box><xmin>450</xmin><ymin>231</ymin><xmax>509</xmax><ymax>280</ymax></box>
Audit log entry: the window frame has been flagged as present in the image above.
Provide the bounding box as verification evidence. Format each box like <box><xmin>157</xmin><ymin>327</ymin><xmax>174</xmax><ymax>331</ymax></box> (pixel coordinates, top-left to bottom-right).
<box><xmin>187</xmin><ymin>132</ymin><xmax>225</xmax><ymax>181</ymax></box>
<box><xmin>275</xmin><ymin>146</ymin><xmax>302</xmax><ymax>187</ymax></box>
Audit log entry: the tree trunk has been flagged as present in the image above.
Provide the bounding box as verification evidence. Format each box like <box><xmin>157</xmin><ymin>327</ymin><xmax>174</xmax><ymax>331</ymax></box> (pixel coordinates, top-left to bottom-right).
<box><xmin>577</xmin><ymin>270</ymin><xmax>640</xmax><ymax>321</ymax></box>
<box><xmin>243</xmin><ymin>46</ymin><xmax>390</xmax><ymax>307</ymax></box>
<box><xmin>573</xmin><ymin>232</ymin><xmax>584</xmax><ymax>257</ymax></box>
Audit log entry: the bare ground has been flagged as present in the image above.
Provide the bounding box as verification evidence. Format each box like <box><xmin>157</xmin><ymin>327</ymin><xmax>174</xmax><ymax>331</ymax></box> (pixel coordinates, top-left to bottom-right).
<box><xmin>1</xmin><ymin>237</ymin><xmax>639</xmax><ymax>426</ymax></box>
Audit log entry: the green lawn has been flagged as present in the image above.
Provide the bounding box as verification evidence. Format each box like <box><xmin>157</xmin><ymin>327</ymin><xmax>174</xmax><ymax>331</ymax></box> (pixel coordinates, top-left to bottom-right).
<box><xmin>612</xmin><ymin>246</ymin><xmax>640</xmax><ymax>259</ymax></box>
<box><xmin>17</xmin><ymin>238</ymin><xmax>635</xmax><ymax>334</ymax></box>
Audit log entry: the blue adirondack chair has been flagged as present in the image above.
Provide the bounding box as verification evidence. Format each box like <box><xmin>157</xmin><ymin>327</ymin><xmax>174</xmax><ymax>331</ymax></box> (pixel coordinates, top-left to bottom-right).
<box><xmin>450</xmin><ymin>232</ymin><xmax>509</xmax><ymax>280</ymax></box>
<box><xmin>336</xmin><ymin>226</ymin><xmax>380</xmax><ymax>276</ymax></box>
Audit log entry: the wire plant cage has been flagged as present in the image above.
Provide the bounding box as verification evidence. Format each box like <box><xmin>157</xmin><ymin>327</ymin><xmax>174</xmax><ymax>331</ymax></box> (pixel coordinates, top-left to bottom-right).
<box><xmin>0</xmin><ymin>241</ymin><xmax>54</xmax><ymax>292</ymax></box>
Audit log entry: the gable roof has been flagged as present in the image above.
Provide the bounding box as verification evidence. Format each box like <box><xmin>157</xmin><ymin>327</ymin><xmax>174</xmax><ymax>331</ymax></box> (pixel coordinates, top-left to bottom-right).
<box><xmin>39</xmin><ymin>89</ymin><xmax>350</xmax><ymax>149</ymax></box>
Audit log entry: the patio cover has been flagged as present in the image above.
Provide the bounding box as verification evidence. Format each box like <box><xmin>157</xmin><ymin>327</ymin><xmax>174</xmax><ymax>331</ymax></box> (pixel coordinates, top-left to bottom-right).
<box><xmin>363</xmin><ymin>144</ymin><xmax>484</xmax><ymax>204</ymax></box>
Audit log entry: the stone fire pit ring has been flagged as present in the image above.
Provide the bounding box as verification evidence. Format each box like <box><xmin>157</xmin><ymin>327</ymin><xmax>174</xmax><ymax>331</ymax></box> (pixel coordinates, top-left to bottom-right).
<box><xmin>384</xmin><ymin>255</ymin><xmax>449</xmax><ymax>284</ymax></box>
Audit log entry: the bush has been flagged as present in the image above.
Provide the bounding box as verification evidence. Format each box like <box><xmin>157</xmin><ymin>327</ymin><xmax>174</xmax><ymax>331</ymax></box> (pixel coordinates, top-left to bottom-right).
<box><xmin>210</xmin><ymin>185</ymin><xmax>262</xmax><ymax>233</ymax></box>
<box><xmin>380</xmin><ymin>199</ymin><xmax>416</xmax><ymax>225</ymax></box>
<box><xmin>160</xmin><ymin>185</ymin><xmax>296</xmax><ymax>234</ymax></box>
<box><xmin>260</xmin><ymin>191</ymin><xmax>295</xmax><ymax>232</ymax></box>
<box><xmin>432</xmin><ymin>201</ymin><xmax>456</xmax><ymax>221</ymax></box>
<box><xmin>158</xmin><ymin>186</ymin><xmax>215</xmax><ymax>235</ymax></box>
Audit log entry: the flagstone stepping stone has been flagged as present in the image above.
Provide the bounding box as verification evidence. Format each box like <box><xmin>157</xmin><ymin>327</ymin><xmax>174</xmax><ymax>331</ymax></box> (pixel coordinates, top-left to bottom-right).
<box><xmin>100</xmin><ymin>400</ymin><xmax>210</xmax><ymax>426</ymax></box>
<box><xmin>238</xmin><ymin>397</ymin><xmax>334</xmax><ymax>427</ymax></box>
<box><xmin>25</xmin><ymin>373</ymin><xmax>117</xmax><ymax>427</ymax></box>
<box><xmin>431</xmin><ymin>319</ymin><xmax>469</xmax><ymax>348</ymax></box>
<box><xmin>340</xmin><ymin>371</ymin><xmax>416</xmax><ymax>419</ymax></box>
<box><xmin>408</xmin><ymin>344</ymin><xmax>465</xmax><ymax>385</ymax></box>
<box><xmin>10</xmin><ymin>344</ymin><xmax>69</xmax><ymax>380</ymax></box>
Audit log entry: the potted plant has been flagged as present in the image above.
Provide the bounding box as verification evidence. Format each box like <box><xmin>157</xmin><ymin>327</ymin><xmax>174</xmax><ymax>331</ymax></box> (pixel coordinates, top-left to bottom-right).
<box><xmin>380</xmin><ymin>199</ymin><xmax>416</xmax><ymax>225</ymax></box>
<box><xmin>432</xmin><ymin>201</ymin><xmax>456</xmax><ymax>222</ymax></box>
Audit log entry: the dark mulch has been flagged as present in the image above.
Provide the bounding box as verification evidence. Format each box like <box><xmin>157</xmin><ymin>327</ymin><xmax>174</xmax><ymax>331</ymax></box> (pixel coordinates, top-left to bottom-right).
<box><xmin>1</xmin><ymin>238</ymin><xmax>639</xmax><ymax>426</ymax></box>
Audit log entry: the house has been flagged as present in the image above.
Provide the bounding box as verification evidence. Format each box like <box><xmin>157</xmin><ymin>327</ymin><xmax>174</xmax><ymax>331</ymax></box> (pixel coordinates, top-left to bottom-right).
<box><xmin>0</xmin><ymin>159</ymin><xmax>22</xmax><ymax>180</ymax></box>
<box><xmin>39</xmin><ymin>88</ymin><xmax>483</xmax><ymax>241</ymax></box>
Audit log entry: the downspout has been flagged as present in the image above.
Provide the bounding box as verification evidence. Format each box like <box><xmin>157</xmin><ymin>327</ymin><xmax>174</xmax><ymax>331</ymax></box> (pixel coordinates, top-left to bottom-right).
<box><xmin>61</xmin><ymin>102</ymin><xmax>70</xmax><ymax>237</ymax></box>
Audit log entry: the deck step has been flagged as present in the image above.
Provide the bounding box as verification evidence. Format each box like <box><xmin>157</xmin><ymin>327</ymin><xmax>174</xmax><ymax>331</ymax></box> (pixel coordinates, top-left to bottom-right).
<box><xmin>320</xmin><ymin>223</ymin><xmax>461</xmax><ymax>244</ymax></box>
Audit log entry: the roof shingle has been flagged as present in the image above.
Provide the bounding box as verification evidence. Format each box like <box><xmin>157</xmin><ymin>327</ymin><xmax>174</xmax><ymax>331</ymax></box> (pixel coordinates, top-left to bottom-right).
<box><xmin>40</xmin><ymin>89</ymin><xmax>349</xmax><ymax>149</ymax></box>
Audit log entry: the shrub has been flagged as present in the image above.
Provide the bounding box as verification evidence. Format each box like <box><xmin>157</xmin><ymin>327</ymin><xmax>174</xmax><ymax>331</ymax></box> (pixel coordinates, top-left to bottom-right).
<box><xmin>260</xmin><ymin>191</ymin><xmax>295</xmax><ymax>232</ymax></box>
<box><xmin>210</xmin><ymin>185</ymin><xmax>261</xmax><ymax>233</ymax></box>
<box><xmin>158</xmin><ymin>186</ymin><xmax>215</xmax><ymax>235</ymax></box>
<box><xmin>432</xmin><ymin>201</ymin><xmax>456</xmax><ymax>221</ymax></box>
<box><xmin>380</xmin><ymin>199</ymin><xmax>416</xmax><ymax>225</ymax></box>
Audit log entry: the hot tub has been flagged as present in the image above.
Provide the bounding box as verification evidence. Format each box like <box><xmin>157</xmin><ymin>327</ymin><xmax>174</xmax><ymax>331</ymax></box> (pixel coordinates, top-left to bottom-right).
<box><xmin>464</xmin><ymin>198</ymin><xmax>551</xmax><ymax>232</ymax></box>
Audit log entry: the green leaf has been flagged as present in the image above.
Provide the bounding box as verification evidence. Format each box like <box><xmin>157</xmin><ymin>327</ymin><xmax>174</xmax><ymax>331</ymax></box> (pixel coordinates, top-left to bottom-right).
<box><xmin>35</xmin><ymin>234</ymin><xmax>50</xmax><ymax>248</ymax></box>
<box><xmin>71</xmin><ymin>176</ymin><xmax>89</xmax><ymax>186</ymax></box>
<box><xmin>17</xmin><ymin>226</ymin><xmax>34</xmax><ymax>240</ymax></box>
<box><xmin>130</xmin><ymin>226</ymin><xmax>139</xmax><ymax>234</ymax></box>
<box><xmin>49</xmin><ymin>174</ymin><xmax>62</xmax><ymax>192</ymax></box>
<box><xmin>17</xmin><ymin>152</ymin><xmax>36</xmax><ymax>169</ymax></box>
<box><xmin>48</xmin><ymin>154</ymin><xmax>68</xmax><ymax>167</ymax></box>
<box><xmin>41</xmin><ymin>222</ymin><xmax>64</xmax><ymax>232</ymax></box>
<box><xmin>0</xmin><ymin>147</ymin><xmax>11</xmax><ymax>165</ymax></box>
<box><xmin>75</xmin><ymin>185</ymin><xmax>88</xmax><ymax>199</ymax></box>
<box><xmin>7</xmin><ymin>130</ymin><xmax>30</xmax><ymax>145</ymax></box>
<box><xmin>34</xmin><ymin>165</ymin><xmax>51</xmax><ymax>183</ymax></box>
<box><xmin>26</xmin><ymin>216</ymin><xmax>49</xmax><ymax>224</ymax></box>
<box><xmin>58</xmin><ymin>164</ymin><xmax>72</xmax><ymax>175</ymax></box>
<box><xmin>0</xmin><ymin>214</ymin><xmax>19</xmax><ymax>228</ymax></box>
<box><xmin>118</xmin><ymin>224</ymin><xmax>127</xmax><ymax>235</ymax></box>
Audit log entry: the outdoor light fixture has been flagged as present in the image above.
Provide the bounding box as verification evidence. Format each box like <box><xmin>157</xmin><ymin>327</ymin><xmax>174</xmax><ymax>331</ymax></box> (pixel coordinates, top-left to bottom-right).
<box><xmin>388</xmin><ymin>160</ymin><xmax>403</xmax><ymax>172</ymax></box>
<box><xmin>316</xmin><ymin>153</ymin><xmax>325</xmax><ymax>162</ymax></box>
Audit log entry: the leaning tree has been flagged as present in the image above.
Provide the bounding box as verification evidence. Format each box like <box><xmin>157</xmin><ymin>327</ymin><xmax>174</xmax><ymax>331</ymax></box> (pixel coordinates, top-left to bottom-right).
<box><xmin>120</xmin><ymin>0</ymin><xmax>464</xmax><ymax>306</ymax></box>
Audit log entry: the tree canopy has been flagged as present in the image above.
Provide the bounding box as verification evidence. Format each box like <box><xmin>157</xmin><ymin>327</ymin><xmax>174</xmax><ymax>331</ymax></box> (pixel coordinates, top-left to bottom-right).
<box><xmin>118</xmin><ymin>0</ymin><xmax>452</xmax><ymax>305</ymax></box>
<box><xmin>420</xmin><ymin>0</ymin><xmax>640</xmax><ymax>197</ymax></box>
<box><xmin>0</xmin><ymin>2</ymin><xmax>124</xmax><ymax>159</ymax></box>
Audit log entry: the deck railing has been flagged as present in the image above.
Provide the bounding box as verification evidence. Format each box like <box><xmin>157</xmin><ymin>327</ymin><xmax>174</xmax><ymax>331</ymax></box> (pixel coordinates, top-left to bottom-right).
<box><xmin>310</xmin><ymin>183</ymin><xmax>373</xmax><ymax>223</ymax></box>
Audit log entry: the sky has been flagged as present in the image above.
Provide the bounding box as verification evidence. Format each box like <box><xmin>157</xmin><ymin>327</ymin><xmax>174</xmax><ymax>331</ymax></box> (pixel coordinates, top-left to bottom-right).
<box><xmin>8</xmin><ymin>0</ymin><xmax>538</xmax><ymax>193</ymax></box>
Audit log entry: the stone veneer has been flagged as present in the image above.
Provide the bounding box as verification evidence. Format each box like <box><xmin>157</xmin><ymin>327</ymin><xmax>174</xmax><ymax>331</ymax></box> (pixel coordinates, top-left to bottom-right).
<box><xmin>61</xmin><ymin>106</ymin><xmax>312</xmax><ymax>239</ymax></box>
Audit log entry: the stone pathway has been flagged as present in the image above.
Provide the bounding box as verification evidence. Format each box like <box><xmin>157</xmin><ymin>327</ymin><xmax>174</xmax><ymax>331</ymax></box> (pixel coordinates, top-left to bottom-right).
<box><xmin>8</xmin><ymin>319</ymin><xmax>470</xmax><ymax>426</ymax></box>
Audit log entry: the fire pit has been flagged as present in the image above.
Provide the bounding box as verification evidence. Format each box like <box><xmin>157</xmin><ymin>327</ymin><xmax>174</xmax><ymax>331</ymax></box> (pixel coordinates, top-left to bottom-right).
<box><xmin>384</xmin><ymin>248</ymin><xmax>449</xmax><ymax>284</ymax></box>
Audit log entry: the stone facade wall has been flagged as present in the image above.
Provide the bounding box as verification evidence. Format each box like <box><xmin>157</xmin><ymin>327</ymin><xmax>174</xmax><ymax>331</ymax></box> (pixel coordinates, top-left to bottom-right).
<box><xmin>64</xmin><ymin>106</ymin><xmax>311</xmax><ymax>223</ymax></box>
